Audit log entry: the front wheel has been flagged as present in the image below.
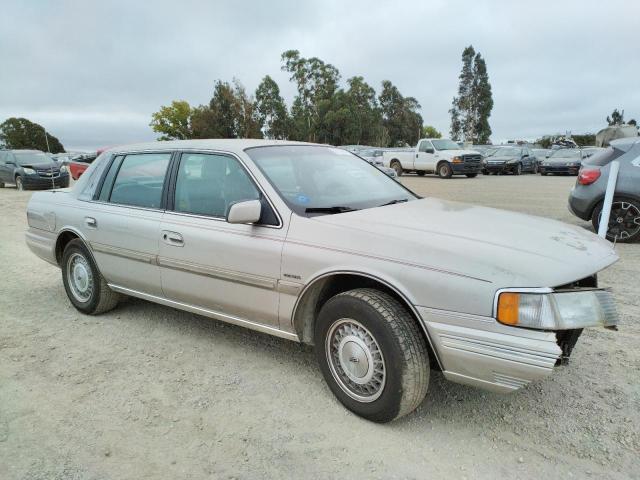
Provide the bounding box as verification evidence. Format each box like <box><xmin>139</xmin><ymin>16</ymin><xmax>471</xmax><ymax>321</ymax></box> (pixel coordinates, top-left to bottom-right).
<box><xmin>61</xmin><ymin>239</ymin><xmax>121</xmax><ymax>314</ymax></box>
<box><xmin>15</xmin><ymin>176</ymin><xmax>24</xmax><ymax>190</ymax></box>
<box><xmin>315</xmin><ymin>288</ymin><xmax>429</xmax><ymax>423</ymax></box>
<box><xmin>592</xmin><ymin>197</ymin><xmax>640</xmax><ymax>243</ymax></box>
<box><xmin>437</xmin><ymin>162</ymin><xmax>453</xmax><ymax>179</ymax></box>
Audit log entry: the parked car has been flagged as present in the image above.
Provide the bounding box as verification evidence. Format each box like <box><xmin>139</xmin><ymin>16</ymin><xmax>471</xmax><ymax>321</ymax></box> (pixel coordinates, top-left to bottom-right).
<box><xmin>539</xmin><ymin>148</ymin><xmax>585</xmax><ymax>175</ymax></box>
<box><xmin>569</xmin><ymin>137</ymin><xmax>640</xmax><ymax>242</ymax></box>
<box><xmin>482</xmin><ymin>146</ymin><xmax>538</xmax><ymax>175</ymax></box>
<box><xmin>69</xmin><ymin>152</ymin><xmax>99</xmax><ymax>180</ymax></box>
<box><xmin>26</xmin><ymin>140</ymin><xmax>619</xmax><ymax>423</ymax></box>
<box><xmin>382</xmin><ymin>138</ymin><xmax>482</xmax><ymax>178</ymax></box>
<box><xmin>0</xmin><ymin>149</ymin><xmax>70</xmax><ymax>190</ymax></box>
<box><xmin>582</xmin><ymin>147</ymin><xmax>606</xmax><ymax>159</ymax></box>
<box><xmin>355</xmin><ymin>148</ymin><xmax>397</xmax><ymax>178</ymax></box>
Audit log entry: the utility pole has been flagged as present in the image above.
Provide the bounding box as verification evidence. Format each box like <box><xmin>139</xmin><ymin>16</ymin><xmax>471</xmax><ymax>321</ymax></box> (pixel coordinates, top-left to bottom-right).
<box><xmin>43</xmin><ymin>127</ymin><xmax>51</xmax><ymax>153</ymax></box>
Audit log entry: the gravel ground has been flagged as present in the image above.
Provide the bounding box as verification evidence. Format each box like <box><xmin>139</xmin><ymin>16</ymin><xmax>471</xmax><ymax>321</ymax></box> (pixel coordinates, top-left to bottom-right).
<box><xmin>0</xmin><ymin>174</ymin><xmax>638</xmax><ymax>480</ymax></box>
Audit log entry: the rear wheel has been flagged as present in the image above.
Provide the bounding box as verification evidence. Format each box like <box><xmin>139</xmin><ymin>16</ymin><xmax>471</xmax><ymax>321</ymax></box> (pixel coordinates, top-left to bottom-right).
<box><xmin>0</xmin><ymin>181</ymin><xmax>4</xmax><ymax>188</ymax></box>
<box><xmin>15</xmin><ymin>175</ymin><xmax>24</xmax><ymax>190</ymax></box>
<box><xmin>437</xmin><ymin>162</ymin><xmax>453</xmax><ymax>179</ymax></box>
<box><xmin>390</xmin><ymin>161</ymin><xmax>403</xmax><ymax>177</ymax></box>
<box><xmin>61</xmin><ymin>239</ymin><xmax>121</xmax><ymax>314</ymax></box>
<box><xmin>592</xmin><ymin>197</ymin><xmax>640</xmax><ymax>243</ymax></box>
<box><xmin>315</xmin><ymin>288</ymin><xmax>429</xmax><ymax>423</ymax></box>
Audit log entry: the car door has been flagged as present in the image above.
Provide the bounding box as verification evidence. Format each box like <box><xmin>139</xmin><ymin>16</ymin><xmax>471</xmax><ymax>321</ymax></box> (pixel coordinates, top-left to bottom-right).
<box><xmin>416</xmin><ymin>140</ymin><xmax>435</xmax><ymax>172</ymax></box>
<box><xmin>158</xmin><ymin>151</ymin><xmax>284</xmax><ymax>327</ymax></box>
<box><xmin>83</xmin><ymin>152</ymin><xmax>172</xmax><ymax>296</ymax></box>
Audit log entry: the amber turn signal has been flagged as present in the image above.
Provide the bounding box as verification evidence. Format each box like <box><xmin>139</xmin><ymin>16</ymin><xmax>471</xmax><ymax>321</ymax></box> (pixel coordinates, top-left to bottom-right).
<box><xmin>497</xmin><ymin>292</ymin><xmax>520</xmax><ymax>325</ymax></box>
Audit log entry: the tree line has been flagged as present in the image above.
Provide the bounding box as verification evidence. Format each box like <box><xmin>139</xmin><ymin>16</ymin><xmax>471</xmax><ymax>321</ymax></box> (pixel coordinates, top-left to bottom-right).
<box><xmin>150</xmin><ymin>50</ymin><xmax>425</xmax><ymax>147</ymax></box>
<box><xmin>0</xmin><ymin>117</ymin><xmax>65</xmax><ymax>153</ymax></box>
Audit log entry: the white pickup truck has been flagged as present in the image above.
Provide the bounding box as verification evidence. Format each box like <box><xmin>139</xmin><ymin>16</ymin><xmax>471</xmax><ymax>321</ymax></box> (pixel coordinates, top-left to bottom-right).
<box><xmin>382</xmin><ymin>138</ymin><xmax>483</xmax><ymax>178</ymax></box>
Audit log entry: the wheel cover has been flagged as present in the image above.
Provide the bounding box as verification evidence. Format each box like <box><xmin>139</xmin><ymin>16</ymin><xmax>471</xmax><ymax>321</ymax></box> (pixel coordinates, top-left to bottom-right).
<box><xmin>604</xmin><ymin>201</ymin><xmax>640</xmax><ymax>240</ymax></box>
<box><xmin>439</xmin><ymin>165</ymin><xmax>449</xmax><ymax>176</ymax></box>
<box><xmin>67</xmin><ymin>252</ymin><xmax>94</xmax><ymax>302</ymax></box>
<box><xmin>392</xmin><ymin>163</ymin><xmax>402</xmax><ymax>175</ymax></box>
<box><xmin>326</xmin><ymin>319</ymin><xmax>386</xmax><ymax>402</ymax></box>
<box><xmin>16</xmin><ymin>177</ymin><xmax>23</xmax><ymax>190</ymax></box>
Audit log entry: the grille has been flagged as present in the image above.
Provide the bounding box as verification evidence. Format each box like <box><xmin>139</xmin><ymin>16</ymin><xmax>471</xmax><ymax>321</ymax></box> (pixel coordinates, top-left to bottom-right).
<box><xmin>36</xmin><ymin>169</ymin><xmax>60</xmax><ymax>177</ymax></box>
<box><xmin>462</xmin><ymin>154</ymin><xmax>482</xmax><ymax>165</ymax></box>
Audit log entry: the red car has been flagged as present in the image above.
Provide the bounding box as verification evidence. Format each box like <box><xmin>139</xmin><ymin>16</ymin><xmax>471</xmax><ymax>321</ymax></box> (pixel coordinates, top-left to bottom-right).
<box><xmin>69</xmin><ymin>147</ymin><xmax>108</xmax><ymax>180</ymax></box>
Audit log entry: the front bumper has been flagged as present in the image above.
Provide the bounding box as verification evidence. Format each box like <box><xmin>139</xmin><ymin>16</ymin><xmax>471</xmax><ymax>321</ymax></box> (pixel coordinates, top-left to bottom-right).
<box><xmin>539</xmin><ymin>165</ymin><xmax>579</xmax><ymax>175</ymax></box>
<box><xmin>451</xmin><ymin>163</ymin><xmax>482</xmax><ymax>174</ymax></box>
<box><xmin>418</xmin><ymin>306</ymin><xmax>563</xmax><ymax>393</ymax></box>
<box><xmin>22</xmin><ymin>173</ymin><xmax>70</xmax><ymax>189</ymax></box>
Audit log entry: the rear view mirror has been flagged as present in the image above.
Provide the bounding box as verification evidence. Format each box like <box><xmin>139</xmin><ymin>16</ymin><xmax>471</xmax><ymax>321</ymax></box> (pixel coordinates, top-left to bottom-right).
<box><xmin>226</xmin><ymin>199</ymin><xmax>261</xmax><ymax>224</ymax></box>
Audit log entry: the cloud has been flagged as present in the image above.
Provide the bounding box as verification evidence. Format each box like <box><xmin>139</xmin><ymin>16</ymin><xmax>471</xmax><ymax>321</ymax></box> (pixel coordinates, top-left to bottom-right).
<box><xmin>1</xmin><ymin>0</ymin><xmax>638</xmax><ymax>149</ymax></box>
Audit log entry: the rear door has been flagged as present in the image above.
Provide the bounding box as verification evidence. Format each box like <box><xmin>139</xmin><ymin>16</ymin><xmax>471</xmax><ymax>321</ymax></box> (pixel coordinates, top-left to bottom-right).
<box><xmin>0</xmin><ymin>152</ymin><xmax>10</xmax><ymax>182</ymax></box>
<box><xmin>158</xmin><ymin>151</ymin><xmax>284</xmax><ymax>326</ymax></box>
<box><xmin>84</xmin><ymin>152</ymin><xmax>173</xmax><ymax>296</ymax></box>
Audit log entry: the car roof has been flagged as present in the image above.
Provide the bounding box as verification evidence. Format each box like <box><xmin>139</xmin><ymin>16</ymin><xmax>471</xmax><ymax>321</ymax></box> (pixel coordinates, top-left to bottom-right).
<box><xmin>6</xmin><ymin>149</ymin><xmax>45</xmax><ymax>153</ymax></box>
<box><xmin>105</xmin><ymin>139</ymin><xmax>322</xmax><ymax>156</ymax></box>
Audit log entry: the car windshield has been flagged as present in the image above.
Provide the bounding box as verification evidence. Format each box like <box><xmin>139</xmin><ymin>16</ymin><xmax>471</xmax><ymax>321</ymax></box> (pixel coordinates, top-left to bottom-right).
<box><xmin>431</xmin><ymin>139</ymin><xmax>460</xmax><ymax>151</ymax></box>
<box><xmin>247</xmin><ymin>145</ymin><xmax>417</xmax><ymax>215</ymax></box>
<box><xmin>492</xmin><ymin>147</ymin><xmax>521</xmax><ymax>157</ymax></box>
<box><xmin>14</xmin><ymin>152</ymin><xmax>50</xmax><ymax>166</ymax></box>
<box><xmin>549</xmin><ymin>149</ymin><xmax>581</xmax><ymax>159</ymax></box>
<box><xmin>533</xmin><ymin>149</ymin><xmax>549</xmax><ymax>157</ymax></box>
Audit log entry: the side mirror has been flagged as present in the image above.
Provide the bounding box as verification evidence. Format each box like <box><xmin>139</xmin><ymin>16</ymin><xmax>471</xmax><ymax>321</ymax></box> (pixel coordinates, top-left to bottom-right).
<box><xmin>425</xmin><ymin>148</ymin><xmax>434</xmax><ymax>154</ymax></box>
<box><xmin>226</xmin><ymin>199</ymin><xmax>261</xmax><ymax>224</ymax></box>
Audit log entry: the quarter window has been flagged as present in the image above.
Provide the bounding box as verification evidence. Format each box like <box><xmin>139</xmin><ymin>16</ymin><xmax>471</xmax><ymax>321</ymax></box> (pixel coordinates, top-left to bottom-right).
<box><xmin>173</xmin><ymin>153</ymin><xmax>260</xmax><ymax>218</ymax></box>
<box><xmin>108</xmin><ymin>153</ymin><xmax>171</xmax><ymax>208</ymax></box>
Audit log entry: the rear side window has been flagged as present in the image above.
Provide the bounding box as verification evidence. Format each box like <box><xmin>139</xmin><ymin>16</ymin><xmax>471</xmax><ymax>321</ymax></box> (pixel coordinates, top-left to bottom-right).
<box><xmin>108</xmin><ymin>153</ymin><xmax>171</xmax><ymax>208</ymax></box>
<box><xmin>0</xmin><ymin>152</ymin><xmax>7</xmax><ymax>164</ymax></box>
<box><xmin>583</xmin><ymin>147</ymin><xmax>624</xmax><ymax>167</ymax></box>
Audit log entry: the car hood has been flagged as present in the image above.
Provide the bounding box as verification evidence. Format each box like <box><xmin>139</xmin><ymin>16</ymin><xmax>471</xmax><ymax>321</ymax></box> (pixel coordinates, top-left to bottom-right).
<box><xmin>309</xmin><ymin>198</ymin><xmax>618</xmax><ymax>288</ymax></box>
<box><xmin>546</xmin><ymin>157</ymin><xmax>580</xmax><ymax>164</ymax></box>
<box><xmin>487</xmin><ymin>155</ymin><xmax>517</xmax><ymax>162</ymax></box>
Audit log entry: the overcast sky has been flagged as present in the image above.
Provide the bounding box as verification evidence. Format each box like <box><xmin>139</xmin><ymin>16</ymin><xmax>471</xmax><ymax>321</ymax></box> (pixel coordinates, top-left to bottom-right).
<box><xmin>1</xmin><ymin>0</ymin><xmax>639</xmax><ymax>151</ymax></box>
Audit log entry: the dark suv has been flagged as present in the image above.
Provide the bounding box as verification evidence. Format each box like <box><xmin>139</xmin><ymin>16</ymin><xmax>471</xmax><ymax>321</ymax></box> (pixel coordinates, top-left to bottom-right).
<box><xmin>568</xmin><ymin>137</ymin><xmax>640</xmax><ymax>242</ymax></box>
<box><xmin>0</xmin><ymin>149</ymin><xmax>70</xmax><ymax>190</ymax></box>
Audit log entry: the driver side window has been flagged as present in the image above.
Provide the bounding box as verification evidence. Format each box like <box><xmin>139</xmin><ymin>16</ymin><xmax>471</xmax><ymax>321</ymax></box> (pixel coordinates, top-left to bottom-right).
<box><xmin>418</xmin><ymin>141</ymin><xmax>433</xmax><ymax>153</ymax></box>
<box><xmin>173</xmin><ymin>153</ymin><xmax>260</xmax><ymax>219</ymax></box>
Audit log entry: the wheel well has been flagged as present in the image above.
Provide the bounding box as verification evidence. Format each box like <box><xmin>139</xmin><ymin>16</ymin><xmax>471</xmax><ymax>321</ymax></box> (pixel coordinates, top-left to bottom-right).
<box><xmin>293</xmin><ymin>273</ymin><xmax>441</xmax><ymax>370</ymax></box>
<box><xmin>390</xmin><ymin>159</ymin><xmax>400</xmax><ymax>165</ymax></box>
<box><xmin>436</xmin><ymin>160</ymin><xmax>449</xmax><ymax>169</ymax></box>
<box><xmin>55</xmin><ymin>230</ymin><xmax>80</xmax><ymax>265</ymax></box>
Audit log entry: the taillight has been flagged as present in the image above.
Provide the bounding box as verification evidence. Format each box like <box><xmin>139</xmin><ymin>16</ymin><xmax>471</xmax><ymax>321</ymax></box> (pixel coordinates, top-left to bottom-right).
<box><xmin>578</xmin><ymin>168</ymin><xmax>601</xmax><ymax>185</ymax></box>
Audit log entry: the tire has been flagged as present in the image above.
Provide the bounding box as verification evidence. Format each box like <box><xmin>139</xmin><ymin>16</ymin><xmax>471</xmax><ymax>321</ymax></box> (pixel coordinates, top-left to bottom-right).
<box><xmin>416</xmin><ymin>171</ymin><xmax>426</xmax><ymax>176</ymax></box>
<box><xmin>532</xmin><ymin>163</ymin><xmax>539</xmax><ymax>174</ymax></box>
<box><xmin>514</xmin><ymin>163</ymin><xmax>522</xmax><ymax>176</ymax></box>
<box><xmin>591</xmin><ymin>197</ymin><xmax>640</xmax><ymax>243</ymax></box>
<box><xmin>315</xmin><ymin>288</ymin><xmax>429</xmax><ymax>423</ymax></box>
<box><xmin>465</xmin><ymin>173</ymin><xmax>478</xmax><ymax>178</ymax></box>
<box><xmin>15</xmin><ymin>175</ymin><xmax>24</xmax><ymax>191</ymax></box>
<box><xmin>61</xmin><ymin>239</ymin><xmax>121</xmax><ymax>314</ymax></box>
<box><xmin>541</xmin><ymin>172</ymin><xmax>548</xmax><ymax>176</ymax></box>
<box><xmin>437</xmin><ymin>162</ymin><xmax>453</xmax><ymax>179</ymax></box>
<box><xmin>0</xmin><ymin>181</ymin><xmax>4</xmax><ymax>188</ymax></box>
<box><xmin>390</xmin><ymin>161</ymin><xmax>403</xmax><ymax>177</ymax></box>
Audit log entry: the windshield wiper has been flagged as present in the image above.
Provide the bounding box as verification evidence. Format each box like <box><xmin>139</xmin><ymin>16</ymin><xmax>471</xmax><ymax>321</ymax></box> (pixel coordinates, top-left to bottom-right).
<box><xmin>379</xmin><ymin>199</ymin><xmax>409</xmax><ymax>207</ymax></box>
<box><xmin>305</xmin><ymin>206</ymin><xmax>358</xmax><ymax>214</ymax></box>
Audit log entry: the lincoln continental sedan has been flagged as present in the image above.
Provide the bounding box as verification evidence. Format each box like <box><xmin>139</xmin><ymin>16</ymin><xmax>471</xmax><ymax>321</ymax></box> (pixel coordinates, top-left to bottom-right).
<box><xmin>25</xmin><ymin>140</ymin><xmax>619</xmax><ymax>422</ymax></box>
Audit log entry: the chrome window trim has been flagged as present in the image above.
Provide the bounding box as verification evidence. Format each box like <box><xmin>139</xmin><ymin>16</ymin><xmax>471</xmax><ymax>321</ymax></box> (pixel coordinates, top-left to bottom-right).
<box><xmin>90</xmin><ymin>148</ymin><xmax>285</xmax><ymax>230</ymax></box>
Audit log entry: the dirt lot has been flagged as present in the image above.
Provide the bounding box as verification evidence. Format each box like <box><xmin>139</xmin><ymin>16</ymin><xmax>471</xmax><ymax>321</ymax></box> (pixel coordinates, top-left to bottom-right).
<box><xmin>1</xmin><ymin>175</ymin><xmax>638</xmax><ymax>480</ymax></box>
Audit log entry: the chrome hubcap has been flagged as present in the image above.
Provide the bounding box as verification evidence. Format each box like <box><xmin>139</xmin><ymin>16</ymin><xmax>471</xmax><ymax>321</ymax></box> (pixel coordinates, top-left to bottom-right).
<box><xmin>326</xmin><ymin>319</ymin><xmax>385</xmax><ymax>402</ymax></box>
<box><xmin>67</xmin><ymin>253</ymin><xmax>93</xmax><ymax>302</ymax></box>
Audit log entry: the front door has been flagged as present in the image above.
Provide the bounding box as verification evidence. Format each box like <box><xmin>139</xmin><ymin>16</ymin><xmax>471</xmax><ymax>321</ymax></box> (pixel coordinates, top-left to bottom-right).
<box><xmin>158</xmin><ymin>151</ymin><xmax>284</xmax><ymax>327</ymax></box>
<box><xmin>0</xmin><ymin>151</ymin><xmax>10</xmax><ymax>183</ymax></box>
<box><xmin>83</xmin><ymin>152</ymin><xmax>172</xmax><ymax>296</ymax></box>
<box><xmin>416</xmin><ymin>140</ymin><xmax>436</xmax><ymax>172</ymax></box>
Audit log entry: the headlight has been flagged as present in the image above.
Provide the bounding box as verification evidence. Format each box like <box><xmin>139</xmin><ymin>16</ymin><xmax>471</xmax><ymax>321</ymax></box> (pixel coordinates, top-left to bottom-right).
<box><xmin>452</xmin><ymin>156</ymin><xmax>463</xmax><ymax>163</ymax></box>
<box><xmin>496</xmin><ymin>290</ymin><xmax>618</xmax><ymax>330</ymax></box>
<box><xmin>23</xmin><ymin>167</ymin><xmax>36</xmax><ymax>174</ymax></box>
<box><xmin>60</xmin><ymin>165</ymin><xmax>68</xmax><ymax>173</ymax></box>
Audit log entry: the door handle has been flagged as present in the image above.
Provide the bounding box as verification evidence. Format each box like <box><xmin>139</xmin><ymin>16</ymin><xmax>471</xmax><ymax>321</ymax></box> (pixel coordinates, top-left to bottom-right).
<box><xmin>162</xmin><ymin>231</ymin><xmax>184</xmax><ymax>246</ymax></box>
<box><xmin>85</xmin><ymin>217</ymin><xmax>97</xmax><ymax>228</ymax></box>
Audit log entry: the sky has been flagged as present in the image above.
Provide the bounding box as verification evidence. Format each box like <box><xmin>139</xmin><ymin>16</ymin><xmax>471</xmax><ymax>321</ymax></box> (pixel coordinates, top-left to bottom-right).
<box><xmin>1</xmin><ymin>0</ymin><xmax>639</xmax><ymax>151</ymax></box>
